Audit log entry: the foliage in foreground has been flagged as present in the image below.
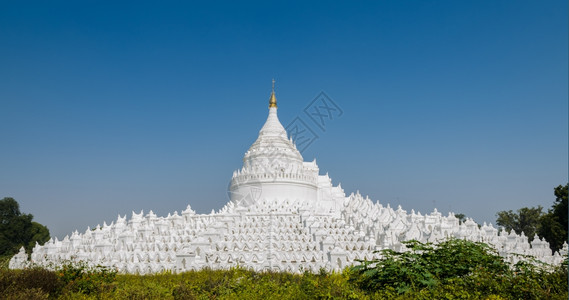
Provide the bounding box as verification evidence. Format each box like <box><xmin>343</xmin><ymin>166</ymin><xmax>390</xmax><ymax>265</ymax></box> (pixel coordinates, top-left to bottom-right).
<box><xmin>351</xmin><ymin>239</ymin><xmax>568</xmax><ymax>299</ymax></box>
<box><xmin>0</xmin><ymin>239</ymin><xmax>567</xmax><ymax>299</ymax></box>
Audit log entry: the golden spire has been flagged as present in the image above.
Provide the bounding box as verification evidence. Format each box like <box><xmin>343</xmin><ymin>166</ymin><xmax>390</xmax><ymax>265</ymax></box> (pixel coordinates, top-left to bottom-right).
<box><xmin>269</xmin><ymin>78</ymin><xmax>277</xmax><ymax>108</ymax></box>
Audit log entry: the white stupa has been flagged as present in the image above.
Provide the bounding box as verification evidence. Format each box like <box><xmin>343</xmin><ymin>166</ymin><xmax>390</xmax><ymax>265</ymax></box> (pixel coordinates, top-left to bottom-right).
<box><xmin>10</xmin><ymin>84</ymin><xmax>567</xmax><ymax>273</ymax></box>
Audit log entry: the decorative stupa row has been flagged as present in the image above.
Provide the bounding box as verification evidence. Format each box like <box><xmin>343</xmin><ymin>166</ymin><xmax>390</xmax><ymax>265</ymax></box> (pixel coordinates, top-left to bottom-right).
<box><xmin>10</xmin><ymin>84</ymin><xmax>567</xmax><ymax>273</ymax></box>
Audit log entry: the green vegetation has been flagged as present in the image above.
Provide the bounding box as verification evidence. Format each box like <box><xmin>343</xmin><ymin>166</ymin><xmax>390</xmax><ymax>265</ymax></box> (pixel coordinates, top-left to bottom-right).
<box><xmin>0</xmin><ymin>264</ymin><xmax>366</xmax><ymax>299</ymax></box>
<box><xmin>496</xmin><ymin>206</ymin><xmax>544</xmax><ymax>241</ymax></box>
<box><xmin>0</xmin><ymin>197</ymin><xmax>50</xmax><ymax>260</ymax></box>
<box><xmin>539</xmin><ymin>184</ymin><xmax>568</xmax><ymax>252</ymax></box>
<box><xmin>496</xmin><ymin>183</ymin><xmax>568</xmax><ymax>252</ymax></box>
<box><xmin>351</xmin><ymin>239</ymin><xmax>568</xmax><ymax>299</ymax></box>
<box><xmin>0</xmin><ymin>239</ymin><xmax>567</xmax><ymax>299</ymax></box>
<box><xmin>454</xmin><ymin>213</ymin><xmax>466</xmax><ymax>224</ymax></box>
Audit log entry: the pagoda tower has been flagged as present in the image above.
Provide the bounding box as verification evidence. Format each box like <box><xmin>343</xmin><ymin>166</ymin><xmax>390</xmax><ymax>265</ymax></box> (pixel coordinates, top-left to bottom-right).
<box><xmin>10</xmin><ymin>81</ymin><xmax>565</xmax><ymax>274</ymax></box>
<box><xmin>228</xmin><ymin>81</ymin><xmax>320</xmax><ymax>208</ymax></box>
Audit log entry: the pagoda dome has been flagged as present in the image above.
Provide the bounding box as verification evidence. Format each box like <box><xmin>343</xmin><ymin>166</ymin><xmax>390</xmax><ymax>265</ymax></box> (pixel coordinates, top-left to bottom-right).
<box><xmin>243</xmin><ymin>101</ymin><xmax>303</xmax><ymax>170</ymax></box>
<box><xmin>229</xmin><ymin>81</ymin><xmax>318</xmax><ymax>207</ymax></box>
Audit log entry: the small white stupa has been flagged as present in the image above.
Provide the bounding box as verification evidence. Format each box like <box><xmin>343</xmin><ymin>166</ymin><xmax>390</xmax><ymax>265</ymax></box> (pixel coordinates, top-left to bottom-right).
<box><xmin>10</xmin><ymin>83</ymin><xmax>567</xmax><ymax>273</ymax></box>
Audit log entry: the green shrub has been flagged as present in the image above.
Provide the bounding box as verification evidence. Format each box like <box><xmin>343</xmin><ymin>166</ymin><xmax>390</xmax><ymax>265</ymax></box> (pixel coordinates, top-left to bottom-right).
<box><xmin>19</xmin><ymin>267</ymin><xmax>62</xmax><ymax>295</ymax></box>
<box><xmin>172</xmin><ymin>283</ymin><xmax>199</xmax><ymax>300</ymax></box>
<box><xmin>112</xmin><ymin>276</ymin><xmax>173</xmax><ymax>299</ymax></box>
<box><xmin>351</xmin><ymin>239</ymin><xmax>505</xmax><ymax>293</ymax></box>
<box><xmin>4</xmin><ymin>287</ymin><xmax>49</xmax><ymax>300</ymax></box>
<box><xmin>350</xmin><ymin>238</ymin><xmax>568</xmax><ymax>299</ymax></box>
<box><xmin>56</xmin><ymin>261</ymin><xmax>117</xmax><ymax>296</ymax></box>
<box><xmin>0</xmin><ymin>255</ymin><xmax>11</xmax><ymax>271</ymax></box>
<box><xmin>0</xmin><ymin>267</ymin><xmax>62</xmax><ymax>299</ymax></box>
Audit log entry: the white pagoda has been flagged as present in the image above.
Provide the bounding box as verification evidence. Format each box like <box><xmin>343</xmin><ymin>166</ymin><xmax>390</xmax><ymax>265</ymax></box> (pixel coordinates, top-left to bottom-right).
<box><xmin>10</xmin><ymin>85</ymin><xmax>567</xmax><ymax>273</ymax></box>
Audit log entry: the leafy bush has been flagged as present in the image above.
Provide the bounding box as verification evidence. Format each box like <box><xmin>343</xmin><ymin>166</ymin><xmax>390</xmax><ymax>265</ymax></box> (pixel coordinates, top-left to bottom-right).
<box><xmin>56</xmin><ymin>261</ymin><xmax>117</xmax><ymax>295</ymax></box>
<box><xmin>350</xmin><ymin>238</ymin><xmax>568</xmax><ymax>299</ymax></box>
<box><xmin>351</xmin><ymin>239</ymin><xmax>507</xmax><ymax>293</ymax></box>
<box><xmin>0</xmin><ymin>267</ymin><xmax>61</xmax><ymax>298</ymax></box>
<box><xmin>4</xmin><ymin>287</ymin><xmax>49</xmax><ymax>300</ymax></box>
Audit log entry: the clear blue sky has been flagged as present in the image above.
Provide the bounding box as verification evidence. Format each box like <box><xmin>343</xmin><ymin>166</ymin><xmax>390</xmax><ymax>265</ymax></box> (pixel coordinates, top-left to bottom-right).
<box><xmin>1</xmin><ymin>1</ymin><xmax>567</xmax><ymax>239</ymax></box>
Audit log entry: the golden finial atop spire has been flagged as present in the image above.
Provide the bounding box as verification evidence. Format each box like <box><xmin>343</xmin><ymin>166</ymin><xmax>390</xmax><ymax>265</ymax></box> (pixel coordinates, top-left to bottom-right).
<box><xmin>269</xmin><ymin>78</ymin><xmax>277</xmax><ymax>108</ymax></box>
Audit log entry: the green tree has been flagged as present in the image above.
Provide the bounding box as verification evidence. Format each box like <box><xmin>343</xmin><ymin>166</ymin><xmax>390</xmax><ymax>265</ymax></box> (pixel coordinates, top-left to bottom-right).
<box><xmin>0</xmin><ymin>197</ymin><xmax>50</xmax><ymax>257</ymax></box>
<box><xmin>538</xmin><ymin>184</ymin><xmax>568</xmax><ymax>253</ymax></box>
<box><xmin>27</xmin><ymin>222</ymin><xmax>50</xmax><ymax>251</ymax></box>
<box><xmin>496</xmin><ymin>206</ymin><xmax>543</xmax><ymax>241</ymax></box>
<box><xmin>552</xmin><ymin>184</ymin><xmax>568</xmax><ymax>233</ymax></box>
<box><xmin>454</xmin><ymin>213</ymin><xmax>466</xmax><ymax>224</ymax></box>
<box><xmin>539</xmin><ymin>214</ymin><xmax>565</xmax><ymax>253</ymax></box>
